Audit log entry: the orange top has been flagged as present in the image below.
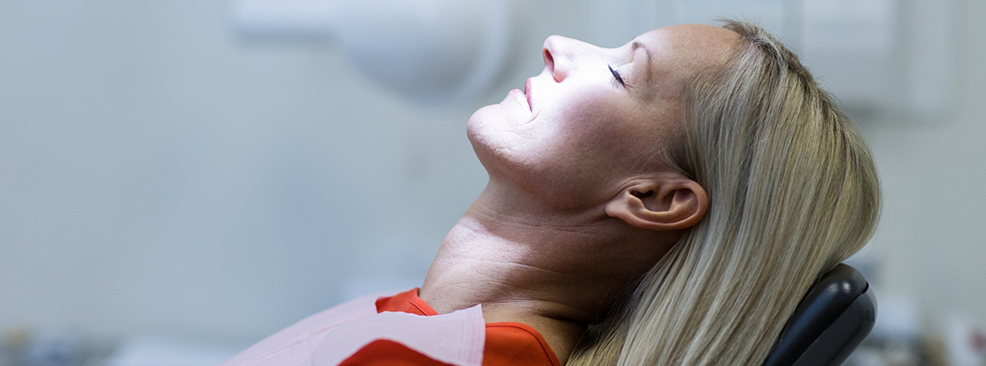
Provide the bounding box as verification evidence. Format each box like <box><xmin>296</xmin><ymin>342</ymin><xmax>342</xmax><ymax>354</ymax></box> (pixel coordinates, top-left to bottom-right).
<box><xmin>339</xmin><ymin>289</ymin><xmax>561</xmax><ymax>366</ymax></box>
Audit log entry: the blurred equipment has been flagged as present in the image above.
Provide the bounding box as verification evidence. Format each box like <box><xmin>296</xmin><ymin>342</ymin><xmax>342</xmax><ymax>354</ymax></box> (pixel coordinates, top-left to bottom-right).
<box><xmin>0</xmin><ymin>327</ymin><xmax>93</xmax><ymax>366</ymax></box>
<box><xmin>229</xmin><ymin>0</ymin><xmax>514</xmax><ymax>103</ymax></box>
<box><xmin>842</xmin><ymin>295</ymin><xmax>956</xmax><ymax>366</ymax></box>
<box><xmin>102</xmin><ymin>334</ymin><xmax>248</xmax><ymax>366</ymax></box>
<box><xmin>945</xmin><ymin>316</ymin><xmax>986</xmax><ymax>366</ymax></box>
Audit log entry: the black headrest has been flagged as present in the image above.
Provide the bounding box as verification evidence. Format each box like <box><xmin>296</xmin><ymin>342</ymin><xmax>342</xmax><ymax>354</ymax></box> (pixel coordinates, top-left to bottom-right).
<box><xmin>762</xmin><ymin>264</ymin><xmax>876</xmax><ymax>366</ymax></box>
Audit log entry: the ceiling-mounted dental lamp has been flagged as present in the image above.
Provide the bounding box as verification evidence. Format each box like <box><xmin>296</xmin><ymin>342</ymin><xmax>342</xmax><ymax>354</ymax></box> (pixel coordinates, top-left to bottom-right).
<box><xmin>229</xmin><ymin>0</ymin><xmax>514</xmax><ymax>104</ymax></box>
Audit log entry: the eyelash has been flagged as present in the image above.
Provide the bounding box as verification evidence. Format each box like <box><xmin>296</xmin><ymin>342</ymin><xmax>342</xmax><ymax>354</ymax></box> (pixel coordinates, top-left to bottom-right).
<box><xmin>608</xmin><ymin>65</ymin><xmax>626</xmax><ymax>87</ymax></box>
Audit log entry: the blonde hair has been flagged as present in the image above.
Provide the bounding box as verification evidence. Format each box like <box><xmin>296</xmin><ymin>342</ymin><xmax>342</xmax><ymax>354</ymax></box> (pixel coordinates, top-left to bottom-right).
<box><xmin>568</xmin><ymin>21</ymin><xmax>881</xmax><ymax>366</ymax></box>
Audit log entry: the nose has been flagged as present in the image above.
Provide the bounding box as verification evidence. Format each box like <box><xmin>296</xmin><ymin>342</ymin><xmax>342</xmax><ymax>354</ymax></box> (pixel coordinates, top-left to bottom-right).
<box><xmin>542</xmin><ymin>35</ymin><xmax>586</xmax><ymax>83</ymax></box>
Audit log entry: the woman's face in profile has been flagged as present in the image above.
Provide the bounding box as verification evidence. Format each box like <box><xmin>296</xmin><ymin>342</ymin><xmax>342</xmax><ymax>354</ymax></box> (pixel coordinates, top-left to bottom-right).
<box><xmin>467</xmin><ymin>25</ymin><xmax>737</xmax><ymax>204</ymax></box>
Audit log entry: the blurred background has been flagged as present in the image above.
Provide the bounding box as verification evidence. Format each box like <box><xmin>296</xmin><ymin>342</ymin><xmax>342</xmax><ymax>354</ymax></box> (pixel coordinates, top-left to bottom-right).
<box><xmin>0</xmin><ymin>0</ymin><xmax>984</xmax><ymax>365</ymax></box>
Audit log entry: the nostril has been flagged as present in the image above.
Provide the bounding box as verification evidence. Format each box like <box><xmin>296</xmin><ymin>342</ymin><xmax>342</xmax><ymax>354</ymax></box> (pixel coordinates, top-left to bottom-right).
<box><xmin>542</xmin><ymin>36</ymin><xmax>568</xmax><ymax>82</ymax></box>
<box><xmin>542</xmin><ymin>48</ymin><xmax>554</xmax><ymax>74</ymax></box>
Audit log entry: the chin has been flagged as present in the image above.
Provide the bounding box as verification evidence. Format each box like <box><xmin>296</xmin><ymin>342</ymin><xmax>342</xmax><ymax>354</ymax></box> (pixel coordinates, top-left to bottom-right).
<box><xmin>465</xmin><ymin>104</ymin><xmax>532</xmax><ymax>183</ymax></box>
<box><xmin>466</xmin><ymin>105</ymin><xmax>501</xmax><ymax>165</ymax></box>
<box><xmin>466</xmin><ymin>102</ymin><xmax>507</xmax><ymax>150</ymax></box>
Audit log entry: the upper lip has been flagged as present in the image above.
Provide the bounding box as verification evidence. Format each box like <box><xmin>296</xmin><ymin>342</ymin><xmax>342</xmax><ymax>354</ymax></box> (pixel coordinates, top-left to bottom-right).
<box><xmin>525</xmin><ymin>78</ymin><xmax>533</xmax><ymax>111</ymax></box>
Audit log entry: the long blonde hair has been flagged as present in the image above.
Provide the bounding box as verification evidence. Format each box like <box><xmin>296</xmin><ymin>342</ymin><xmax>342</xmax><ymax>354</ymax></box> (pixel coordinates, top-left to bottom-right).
<box><xmin>568</xmin><ymin>21</ymin><xmax>881</xmax><ymax>365</ymax></box>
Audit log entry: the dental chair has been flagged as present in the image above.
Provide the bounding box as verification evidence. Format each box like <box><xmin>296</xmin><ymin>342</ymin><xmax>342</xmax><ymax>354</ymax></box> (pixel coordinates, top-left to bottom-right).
<box><xmin>763</xmin><ymin>264</ymin><xmax>876</xmax><ymax>366</ymax></box>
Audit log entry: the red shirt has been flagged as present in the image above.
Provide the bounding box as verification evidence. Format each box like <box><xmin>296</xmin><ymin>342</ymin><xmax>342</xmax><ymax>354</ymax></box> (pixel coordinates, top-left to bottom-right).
<box><xmin>340</xmin><ymin>289</ymin><xmax>560</xmax><ymax>366</ymax></box>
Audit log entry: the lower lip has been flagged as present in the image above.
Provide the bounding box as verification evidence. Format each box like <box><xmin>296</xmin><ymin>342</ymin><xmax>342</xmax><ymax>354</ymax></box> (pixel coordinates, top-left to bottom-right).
<box><xmin>525</xmin><ymin>79</ymin><xmax>532</xmax><ymax>111</ymax></box>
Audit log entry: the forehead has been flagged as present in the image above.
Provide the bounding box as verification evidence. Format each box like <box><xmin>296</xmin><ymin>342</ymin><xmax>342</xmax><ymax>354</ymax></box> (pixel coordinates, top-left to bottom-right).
<box><xmin>634</xmin><ymin>24</ymin><xmax>740</xmax><ymax>88</ymax></box>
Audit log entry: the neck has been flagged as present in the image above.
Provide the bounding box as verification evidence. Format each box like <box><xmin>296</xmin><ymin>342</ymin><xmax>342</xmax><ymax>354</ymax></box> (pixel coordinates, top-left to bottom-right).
<box><xmin>419</xmin><ymin>184</ymin><xmax>675</xmax><ymax>364</ymax></box>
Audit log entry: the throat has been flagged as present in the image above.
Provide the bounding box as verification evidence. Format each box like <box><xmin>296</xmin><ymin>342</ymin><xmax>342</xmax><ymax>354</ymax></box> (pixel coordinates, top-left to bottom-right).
<box><xmin>417</xmin><ymin>193</ymin><xmax>663</xmax><ymax>365</ymax></box>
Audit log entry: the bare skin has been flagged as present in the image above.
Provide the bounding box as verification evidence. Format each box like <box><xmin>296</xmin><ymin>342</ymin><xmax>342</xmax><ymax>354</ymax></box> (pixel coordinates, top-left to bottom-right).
<box><xmin>419</xmin><ymin>24</ymin><xmax>739</xmax><ymax>365</ymax></box>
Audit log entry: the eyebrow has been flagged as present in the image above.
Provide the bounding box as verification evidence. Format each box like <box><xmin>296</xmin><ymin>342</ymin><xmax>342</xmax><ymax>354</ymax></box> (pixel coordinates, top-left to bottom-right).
<box><xmin>630</xmin><ymin>41</ymin><xmax>653</xmax><ymax>83</ymax></box>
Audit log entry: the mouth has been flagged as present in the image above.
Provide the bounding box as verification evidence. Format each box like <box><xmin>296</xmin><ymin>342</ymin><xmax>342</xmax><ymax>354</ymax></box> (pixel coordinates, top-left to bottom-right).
<box><xmin>524</xmin><ymin>78</ymin><xmax>532</xmax><ymax>111</ymax></box>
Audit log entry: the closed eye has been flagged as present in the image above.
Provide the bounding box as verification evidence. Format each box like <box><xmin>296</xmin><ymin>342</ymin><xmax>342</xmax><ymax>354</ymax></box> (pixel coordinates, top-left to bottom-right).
<box><xmin>609</xmin><ymin>65</ymin><xmax>626</xmax><ymax>87</ymax></box>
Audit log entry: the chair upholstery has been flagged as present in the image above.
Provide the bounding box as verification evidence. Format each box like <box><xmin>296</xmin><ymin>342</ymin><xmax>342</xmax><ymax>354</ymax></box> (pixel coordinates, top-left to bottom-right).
<box><xmin>762</xmin><ymin>264</ymin><xmax>876</xmax><ymax>366</ymax></box>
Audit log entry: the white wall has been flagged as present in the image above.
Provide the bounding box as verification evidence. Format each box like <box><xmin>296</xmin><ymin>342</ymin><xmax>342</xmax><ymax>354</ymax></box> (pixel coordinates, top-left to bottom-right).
<box><xmin>0</xmin><ymin>0</ymin><xmax>984</xmax><ymax>344</ymax></box>
<box><xmin>859</xmin><ymin>0</ymin><xmax>986</xmax><ymax>330</ymax></box>
<box><xmin>0</xmin><ymin>0</ymin><xmax>582</xmax><ymax>340</ymax></box>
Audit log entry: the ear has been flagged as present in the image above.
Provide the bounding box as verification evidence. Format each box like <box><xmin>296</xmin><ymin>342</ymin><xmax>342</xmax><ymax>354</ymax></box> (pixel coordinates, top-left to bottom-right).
<box><xmin>605</xmin><ymin>175</ymin><xmax>708</xmax><ymax>231</ymax></box>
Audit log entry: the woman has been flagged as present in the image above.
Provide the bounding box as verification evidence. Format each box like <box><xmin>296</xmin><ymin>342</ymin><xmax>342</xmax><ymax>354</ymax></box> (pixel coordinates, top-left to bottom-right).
<box><xmin>222</xmin><ymin>20</ymin><xmax>880</xmax><ymax>366</ymax></box>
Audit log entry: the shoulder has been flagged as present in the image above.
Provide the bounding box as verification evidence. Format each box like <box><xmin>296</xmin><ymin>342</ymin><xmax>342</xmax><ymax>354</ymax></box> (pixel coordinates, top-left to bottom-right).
<box><xmin>220</xmin><ymin>289</ymin><xmax>559</xmax><ymax>366</ymax></box>
<box><xmin>339</xmin><ymin>322</ymin><xmax>560</xmax><ymax>366</ymax></box>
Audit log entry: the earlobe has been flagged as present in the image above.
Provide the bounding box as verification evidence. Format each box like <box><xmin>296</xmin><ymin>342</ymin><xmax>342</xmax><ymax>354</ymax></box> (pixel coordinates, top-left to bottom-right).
<box><xmin>605</xmin><ymin>178</ymin><xmax>708</xmax><ymax>231</ymax></box>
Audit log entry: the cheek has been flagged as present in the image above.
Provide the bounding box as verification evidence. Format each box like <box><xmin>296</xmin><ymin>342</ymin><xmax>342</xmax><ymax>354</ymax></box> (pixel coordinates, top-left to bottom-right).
<box><xmin>555</xmin><ymin>99</ymin><xmax>639</xmax><ymax>156</ymax></box>
<box><xmin>557</xmin><ymin>104</ymin><xmax>670</xmax><ymax>179</ymax></box>
<box><xmin>508</xmin><ymin>111</ymin><xmax>630</xmax><ymax>193</ymax></box>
